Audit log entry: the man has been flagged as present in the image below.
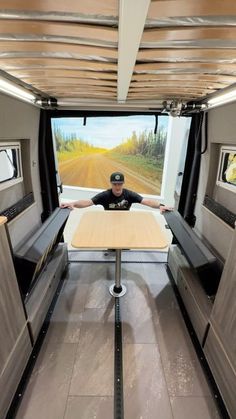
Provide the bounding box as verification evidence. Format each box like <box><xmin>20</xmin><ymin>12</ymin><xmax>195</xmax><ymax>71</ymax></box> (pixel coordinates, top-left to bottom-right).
<box><xmin>60</xmin><ymin>171</ymin><xmax>172</xmax><ymax>213</ymax></box>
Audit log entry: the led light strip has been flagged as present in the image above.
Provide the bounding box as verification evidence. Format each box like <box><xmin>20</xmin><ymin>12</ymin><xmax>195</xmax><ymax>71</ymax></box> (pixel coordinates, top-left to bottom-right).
<box><xmin>208</xmin><ymin>89</ymin><xmax>236</xmax><ymax>107</ymax></box>
<box><xmin>0</xmin><ymin>77</ymin><xmax>36</xmax><ymax>103</ymax></box>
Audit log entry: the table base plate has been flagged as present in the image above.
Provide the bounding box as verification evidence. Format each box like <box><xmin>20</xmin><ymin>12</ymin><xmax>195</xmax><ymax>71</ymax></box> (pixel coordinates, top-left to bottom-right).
<box><xmin>109</xmin><ymin>284</ymin><xmax>127</xmax><ymax>297</ymax></box>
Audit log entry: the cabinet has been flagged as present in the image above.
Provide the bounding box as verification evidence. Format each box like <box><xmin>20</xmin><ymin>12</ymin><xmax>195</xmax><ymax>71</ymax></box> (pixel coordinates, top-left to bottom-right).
<box><xmin>177</xmin><ymin>266</ymin><xmax>212</xmax><ymax>344</ymax></box>
<box><xmin>167</xmin><ymin>222</ymin><xmax>236</xmax><ymax>417</ymax></box>
<box><xmin>204</xmin><ymin>224</ymin><xmax>236</xmax><ymax>417</ymax></box>
<box><xmin>168</xmin><ymin>245</ymin><xmax>213</xmax><ymax>344</ymax></box>
<box><xmin>0</xmin><ymin>217</ymin><xmax>32</xmax><ymax>419</ymax></box>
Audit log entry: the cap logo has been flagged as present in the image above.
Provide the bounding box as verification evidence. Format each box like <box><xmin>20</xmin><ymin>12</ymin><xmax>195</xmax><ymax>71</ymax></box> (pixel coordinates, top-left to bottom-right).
<box><xmin>110</xmin><ymin>172</ymin><xmax>124</xmax><ymax>183</ymax></box>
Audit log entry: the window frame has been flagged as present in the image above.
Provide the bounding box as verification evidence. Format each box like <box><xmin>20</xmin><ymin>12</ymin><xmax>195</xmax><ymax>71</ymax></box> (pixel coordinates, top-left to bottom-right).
<box><xmin>0</xmin><ymin>141</ymin><xmax>23</xmax><ymax>191</ymax></box>
<box><xmin>216</xmin><ymin>145</ymin><xmax>236</xmax><ymax>193</ymax></box>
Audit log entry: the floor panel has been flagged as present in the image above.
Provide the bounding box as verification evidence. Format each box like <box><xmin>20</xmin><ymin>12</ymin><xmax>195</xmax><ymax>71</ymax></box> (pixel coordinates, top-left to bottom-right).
<box><xmin>15</xmin><ymin>342</ymin><xmax>77</xmax><ymax>419</ymax></box>
<box><xmin>64</xmin><ymin>396</ymin><xmax>113</xmax><ymax>419</ymax></box>
<box><xmin>69</xmin><ymin>309</ymin><xmax>114</xmax><ymax>397</ymax></box>
<box><xmin>123</xmin><ymin>343</ymin><xmax>173</xmax><ymax>419</ymax></box>
<box><xmin>170</xmin><ymin>396</ymin><xmax>221</xmax><ymax>419</ymax></box>
<box><xmin>15</xmin><ymin>253</ymin><xmax>222</xmax><ymax>419</ymax></box>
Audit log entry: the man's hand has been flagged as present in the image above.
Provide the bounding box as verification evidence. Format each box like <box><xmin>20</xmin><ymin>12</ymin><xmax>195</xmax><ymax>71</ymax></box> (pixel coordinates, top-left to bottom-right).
<box><xmin>160</xmin><ymin>205</ymin><xmax>174</xmax><ymax>214</ymax></box>
<box><xmin>60</xmin><ymin>202</ymin><xmax>75</xmax><ymax>210</ymax></box>
<box><xmin>60</xmin><ymin>199</ymin><xmax>94</xmax><ymax>209</ymax></box>
<box><xmin>141</xmin><ymin>198</ymin><xmax>174</xmax><ymax>212</ymax></box>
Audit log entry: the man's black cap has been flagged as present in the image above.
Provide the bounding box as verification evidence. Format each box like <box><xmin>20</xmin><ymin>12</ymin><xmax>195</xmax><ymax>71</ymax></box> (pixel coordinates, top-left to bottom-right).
<box><xmin>110</xmin><ymin>172</ymin><xmax>124</xmax><ymax>183</ymax></box>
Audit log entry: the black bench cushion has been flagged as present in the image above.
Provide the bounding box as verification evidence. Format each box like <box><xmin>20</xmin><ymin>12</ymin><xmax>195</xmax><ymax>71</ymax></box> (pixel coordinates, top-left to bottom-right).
<box><xmin>164</xmin><ymin>210</ymin><xmax>216</xmax><ymax>270</ymax></box>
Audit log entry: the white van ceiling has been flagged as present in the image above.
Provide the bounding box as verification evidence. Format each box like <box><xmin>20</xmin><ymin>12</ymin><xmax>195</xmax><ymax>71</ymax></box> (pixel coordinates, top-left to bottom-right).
<box><xmin>1</xmin><ymin>0</ymin><xmax>236</xmax><ymax>110</ymax></box>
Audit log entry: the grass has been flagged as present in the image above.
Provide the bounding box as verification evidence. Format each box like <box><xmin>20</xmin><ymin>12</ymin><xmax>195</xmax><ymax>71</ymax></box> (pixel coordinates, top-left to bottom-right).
<box><xmin>57</xmin><ymin>147</ymin><xmax>106</xmax><ymax>162</ymax></box>
<box><xmin>105</xmin><ymin>152</ymin><xmax>164</xmax><ymax>182</ymax></box>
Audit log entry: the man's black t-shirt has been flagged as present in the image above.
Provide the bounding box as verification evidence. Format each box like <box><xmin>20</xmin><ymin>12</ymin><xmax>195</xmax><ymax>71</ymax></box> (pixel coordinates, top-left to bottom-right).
<box><xmin>91</xmin><ymin>188</ymin><xmax>143</xmax><ymax>210</ymax></box>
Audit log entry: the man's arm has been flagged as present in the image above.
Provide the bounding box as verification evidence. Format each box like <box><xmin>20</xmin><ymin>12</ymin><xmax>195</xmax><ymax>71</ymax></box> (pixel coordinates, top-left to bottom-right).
<box><xmin>141</xmin><ymin>198</ymin><xmax>173</xmax><ymax>213</ymax></box>
<box><xmin>60</xmin><ymin>199</ymin><xmax>94</xmax><ymax>209</ymax></box>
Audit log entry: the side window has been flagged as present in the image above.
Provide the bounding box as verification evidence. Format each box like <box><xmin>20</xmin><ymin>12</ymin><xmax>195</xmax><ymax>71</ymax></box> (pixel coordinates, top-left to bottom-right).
<box><xmin>0</xmin><ymin>143</ymin><xmax>23</xmax><ymax>190</ymax></box>
<box><xmin>217</xmin><ymin>146</ymin><xmax>236</xmax><ymax>192</ymax></box>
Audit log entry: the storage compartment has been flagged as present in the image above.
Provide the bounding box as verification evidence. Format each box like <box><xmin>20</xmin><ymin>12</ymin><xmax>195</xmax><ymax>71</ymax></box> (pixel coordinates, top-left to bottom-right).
<box><xmin>204</xmin><ymin>325</ymin><xmax>236</xmax><ymax>418</ymax></box>
<box><xmin>177</xmin><ymin>266</ymin><xmax>212</xmax><ymax>344</ymax></box>
<box><xmin>25</xmin><ymin>243</ymin><xmax>67</xmax><ymax>342</ymax></box>
<box><xmin>167</xmin><ymin>244</ymin><xmax>190</xmax><ymax>283</ymax></box>
<box><xmin>14</xmin><ymin>208</ymin><xmax>70</xmax><ymax>298</ymax></box>
<box><xmin>165</xmin><ymin>211</ymin><xmax>223</xmax><ymax>296</ymax></box>
<box><xmin>0</xmin><ymin>217</ymin><xmax>32</xmax><ymax>418</ymax></box>
<box><xmin>0</xmin><ymin>325</ymin><xmax>32</xmax><ymax>419</ymax></box>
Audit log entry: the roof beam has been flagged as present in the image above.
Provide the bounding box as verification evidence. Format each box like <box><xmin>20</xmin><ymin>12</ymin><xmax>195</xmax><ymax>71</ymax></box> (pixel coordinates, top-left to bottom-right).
<box><xmin>117</xmin><ymin>0</ymin><xmax>150</xmax><ymax>103</ymax></box>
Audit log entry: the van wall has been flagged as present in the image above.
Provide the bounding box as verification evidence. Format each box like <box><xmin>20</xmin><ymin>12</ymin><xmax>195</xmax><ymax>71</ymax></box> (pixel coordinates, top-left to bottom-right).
<box><xmin>0</xmin><ymin>92</ymin><xmax>42</xmax><ymax>248</ymax></box>
<box><xmin>194</xmin><ymin>102</ymin><xmax>236</xmax><ymax>260</ymax></box>
<box><xmin>1</xmin><ymin>90</ymin><xmax>235</xmax><ymax>258</ymax></box>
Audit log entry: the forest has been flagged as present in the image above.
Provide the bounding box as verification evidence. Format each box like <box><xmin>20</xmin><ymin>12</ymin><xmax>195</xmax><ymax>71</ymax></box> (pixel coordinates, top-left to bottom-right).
<box><xmin>54</xmin><ymin>125</ymin><xmax>167</xmax><ymax>161</ymax></box>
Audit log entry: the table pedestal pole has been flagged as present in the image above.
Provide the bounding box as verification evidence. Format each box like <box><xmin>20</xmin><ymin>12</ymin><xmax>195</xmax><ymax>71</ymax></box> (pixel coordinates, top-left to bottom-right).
<box><xmin>109</xmin><ymin>249</ymin><xmax>127</xmax><ymax>297</ymax></box>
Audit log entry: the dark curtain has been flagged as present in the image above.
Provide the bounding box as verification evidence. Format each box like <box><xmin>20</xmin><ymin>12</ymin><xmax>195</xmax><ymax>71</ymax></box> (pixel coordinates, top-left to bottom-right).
<box><xmin>178</xmin><ymin>112</ymin><xmax>204</xmax><ymax>226</ymax></box>
<box><xmin>38</xmin><ymin>110</ymin><xmax>59</xmax><ymax>222</ymax></box>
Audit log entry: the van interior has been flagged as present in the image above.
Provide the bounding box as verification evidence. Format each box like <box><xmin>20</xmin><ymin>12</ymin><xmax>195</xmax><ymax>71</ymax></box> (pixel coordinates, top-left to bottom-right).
<box><xmin>0</xmin><ymin>2</ymin><xmax>236</xmax><ymax>419</ymax></box>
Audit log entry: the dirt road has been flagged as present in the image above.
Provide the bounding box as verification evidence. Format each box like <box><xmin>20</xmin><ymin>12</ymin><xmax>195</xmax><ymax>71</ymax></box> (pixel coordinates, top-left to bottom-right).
<box><xmin>58</xmin><ymin>153</ymin><xmax>161</xmax><ymax>195</ymax></box>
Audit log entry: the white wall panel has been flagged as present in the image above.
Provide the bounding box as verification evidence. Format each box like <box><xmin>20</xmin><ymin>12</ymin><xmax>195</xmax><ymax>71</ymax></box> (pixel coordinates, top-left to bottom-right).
<box><xmin>0</xmin><ymin>92</ymin><xmax>42</xmax><ymax>247</ymax></box>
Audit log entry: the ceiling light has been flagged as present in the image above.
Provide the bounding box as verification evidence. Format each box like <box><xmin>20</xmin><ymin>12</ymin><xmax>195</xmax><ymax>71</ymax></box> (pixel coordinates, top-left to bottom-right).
<box><xmin>208</xmin><ymin>89</ymin><xmax>236</xmax><ymax>107</ymax></box>
<box><xmin>0</xmin><ymin>77</ymin><xmax>36</xmax><ymax>103</ymax></box>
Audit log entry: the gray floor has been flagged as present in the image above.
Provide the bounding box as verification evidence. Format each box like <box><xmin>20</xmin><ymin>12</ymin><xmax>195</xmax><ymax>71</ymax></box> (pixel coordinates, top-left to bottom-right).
<box><xmin>16</xmin><ymin>251</ymin><xmax>221</xmax><ymax>419</ymax></box>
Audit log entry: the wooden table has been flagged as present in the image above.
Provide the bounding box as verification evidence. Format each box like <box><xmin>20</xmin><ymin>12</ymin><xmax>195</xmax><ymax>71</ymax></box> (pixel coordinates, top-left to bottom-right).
<box><xmin>72</xmin><ymin>211</ymin><xmax>168</xmax><ymax>297</ymax></box>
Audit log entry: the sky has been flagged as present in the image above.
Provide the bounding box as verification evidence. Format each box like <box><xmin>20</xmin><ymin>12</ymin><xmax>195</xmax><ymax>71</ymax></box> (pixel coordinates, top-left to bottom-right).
<box><xmin>52</xmin><ymin>115</ymin><xmax>169</xmax><ymax>149</ymax></box>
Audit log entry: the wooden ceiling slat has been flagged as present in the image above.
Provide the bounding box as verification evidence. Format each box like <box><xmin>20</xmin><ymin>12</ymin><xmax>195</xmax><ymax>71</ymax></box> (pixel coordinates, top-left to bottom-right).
<box><xmin>128</xmin><ymin>97</ymin><xmax>204</xmax><ymax>101</ymax></box>
<box><xmin>0</xmin><ymin>58</ymin><xmax>117</xmax><ymax>71</ymax></box>
<box><xmin>7</xmin><ymin>69</ymin><xmax>117</xmax><ymax>80</ymax></box>
<box><xmin>0</xmin><ymin>21</ymin><xmax>118</xmax><ymax>44</ymax></box>
<box><xmin>128</xmin><ymin>93</ymin><xmax>206</xmax><ymax>97</ymax></box>
<box><xmin>42</xmin><ymin>86</ymin><xmax>116</xmax><ymax>90</ymax></box>
<box><xmin>142</xmin><ymin>27</ymin><xmax>236</xmax><ymax>42</ymax></box>
<box><xmin>128</xmin><ymin>93</ymin><xmax>215</xmax><ymax>99</ymax></box>
<box><xmin>128</xmin><ymin>92</ymin><xmax>217</xmax><ymax>99</ymax></box>
<box><xmin>129</xmin><ymin>91</ymin><xmax>204</xmax><ymax>95</ymax></box>
<box><xmin>127</xmin><ymin>96</ymin><xmax>202</xmax><ymax>101</ymax></box>
<box><xmin>128</xmin><ymin>93</ymin><xmax>208</xmax><ymax>98</ymax></box>
<box><xmin>128</xmin><ymin>93</ymin><xmax>205</xmax><ymax>99</ymax></box>
<box><xmin>135</xmin><ymin>62</ymin><xmax>236</xmax><ymax>73</ymax></box>
<box><xmin>38</xmin><ymin>92</ymin><xmax>116</xmax><ymax>99</ymax></box>
<box><xmin>137</xmin><ymin>49</ymin><xmax>236</xmax><ymax>61</ymax></box>
<box><xmin>42</xmin><ymin>90</ymin><xmax>116</xmax><ymax>95</ymax></box>
<box><xmin>129</xmin><ymin>87</ymin><xmax>216</xmax><ymax>93</ymax></box>
<box><xmin>129</xmin><ymin>86</ymin><xmax>213</xmax><ymax>92</ymax></box>
<box><xmin>43</xmin><ymin>91</ymin><xmax>117</xmax><ymax>97</ymax></box>
<box><xmin>148</xmin><ymin>0</ymin><xmax>236</xmax><ymax>18</ymax></box>
<box><xmin>23</xmin><ymin>77</ymin><xmax>117</xmax><ymax>86</ymax></box>
<box><xmin>35</xmin><ymin>84</ymin><xmax>116</xmax><ymax>92</ymax></box>
<box><xmin>130</xmin><ymin>81</ymin><xmax>227</xmax><ymax>89</ymax></box>
<box><xmin>131</xmin><ymin>73</ymin><xmax>236</xmax><ymax>83</ymax></box>
<box><xmin>0</xmin><ymin>41</ymin><xmax>117</xmax><ymax>60</ymax></box>
<box><xmin>0</xmin><ymin>1</ymin><xmax>118</xmax><ymax>16</ymax></box>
